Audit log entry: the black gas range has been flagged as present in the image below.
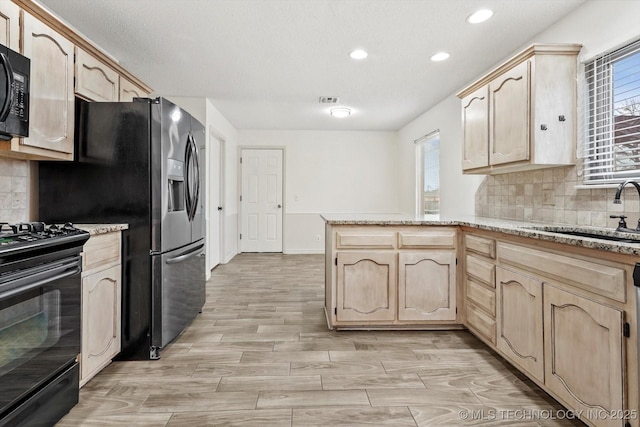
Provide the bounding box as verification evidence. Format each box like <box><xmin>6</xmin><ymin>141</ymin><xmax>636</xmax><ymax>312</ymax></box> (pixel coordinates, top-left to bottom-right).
<box><xmin>0</xmin><ymin>221</ymin><xmax>89</xmax><ymax>427</ymax></box>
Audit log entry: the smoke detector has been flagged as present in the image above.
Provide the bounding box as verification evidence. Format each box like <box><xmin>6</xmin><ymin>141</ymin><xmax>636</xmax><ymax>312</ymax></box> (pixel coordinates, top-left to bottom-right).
<box><xmin>319</xmin><ymin>96</ymin><xmax>340</xmax><ymax>104</ymax></box>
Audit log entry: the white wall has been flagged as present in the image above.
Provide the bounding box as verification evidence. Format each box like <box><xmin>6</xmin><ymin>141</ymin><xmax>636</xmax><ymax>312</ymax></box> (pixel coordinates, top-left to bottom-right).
<box><xmin>397</xmin><ymin>96</ymin><xmax>483</xmax><ymax>216</ymax></box>
<box><xmin>238</xmin><ymin>130</ymin><xmax>399</xmax><ymax>253</ymax></box>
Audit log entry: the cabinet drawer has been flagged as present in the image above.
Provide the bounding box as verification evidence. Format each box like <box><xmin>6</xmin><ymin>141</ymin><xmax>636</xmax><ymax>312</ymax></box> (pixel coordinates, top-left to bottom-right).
<box><xmin>82</xmin><ymin>232</ymin><xmax>121</xmax><ymax>273</ymax></box>
<box><xmin>336</xmin><ymin>232</ymin><xmax>396</xmax><ymax>249</ymax></box>
<box><xmin>467</xmin><ymin>279</ymin><xmax>495</xmax><ymax>316</ymax></box>
<box><xmin>465</xmin><ymin>234</ymin><xmax>495</xmax><ymax>258</ymax></box>
<box><xmin>465</xmin><ymin>254</ymin><xmax>495</xmax><ymax>287</ymax></box>
<box><xmin>398</xmin><ymin>228</ymin><xmax>456</xmax><ymax>248</ymax></box>
<box><xmin>466</xmin><ymin>301</ymin><xmax>496</xmax><ymax>344</ymax></box>
<box><xmin>497</xmin><ymin>242</ymin><xmax>626</xmax><ymax>302</ymax></box>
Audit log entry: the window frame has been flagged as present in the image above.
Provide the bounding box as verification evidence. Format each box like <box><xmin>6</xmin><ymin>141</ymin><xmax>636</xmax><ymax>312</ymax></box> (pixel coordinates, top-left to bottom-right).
<box><xmin>415</xmin><ymin>130</ymin><xmax>440</xmax><ymax>215</ymax></box>
<box><xmin>584</xmin><ymin>38</ymin><xmax>640</xmax><ymax>185</ymax></box>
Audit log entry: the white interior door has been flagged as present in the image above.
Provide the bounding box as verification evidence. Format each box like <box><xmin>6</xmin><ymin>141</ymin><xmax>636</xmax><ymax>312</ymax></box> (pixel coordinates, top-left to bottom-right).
<box><xmin>240</xmin><ymin>149</ymin><xmax>283</xmax><ymax>252</ymax></box>
<box><xmin>208</xmin><ymin>131</ymin><xmax>222</xmax><ymax>269</ymax></box>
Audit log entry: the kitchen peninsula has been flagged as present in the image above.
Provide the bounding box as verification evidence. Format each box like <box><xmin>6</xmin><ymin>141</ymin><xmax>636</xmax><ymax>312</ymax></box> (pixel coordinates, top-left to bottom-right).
<box><xmin>323</xmin><ymin>214</ymin><xmax>640</xmax><ymax>427</ymax></box>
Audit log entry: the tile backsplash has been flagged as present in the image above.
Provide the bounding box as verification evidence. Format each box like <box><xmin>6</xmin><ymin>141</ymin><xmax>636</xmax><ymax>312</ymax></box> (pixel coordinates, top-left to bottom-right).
<box><xmin>0</xmin><ymin>158</ymin><xmax>29</xmax><ymax>223</ymax></box>
<box><xmin>475</xmin><ymin>161</ymin><xmax>640</xmax><ymax>228</ymax></box>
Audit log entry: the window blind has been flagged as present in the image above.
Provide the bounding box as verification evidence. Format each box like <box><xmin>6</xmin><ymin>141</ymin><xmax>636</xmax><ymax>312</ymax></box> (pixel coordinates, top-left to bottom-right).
<box><xmin>584</xmin><ymin>39</ymin><xmax>640</xmax><ymax>184</ymax></box>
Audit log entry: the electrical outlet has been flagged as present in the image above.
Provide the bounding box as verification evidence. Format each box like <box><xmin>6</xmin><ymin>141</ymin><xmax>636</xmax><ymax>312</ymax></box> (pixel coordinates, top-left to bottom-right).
<box><xmin>315</xmin><ymin>235</ymin><xmax>321</xmax><ymax>241</ymax></box>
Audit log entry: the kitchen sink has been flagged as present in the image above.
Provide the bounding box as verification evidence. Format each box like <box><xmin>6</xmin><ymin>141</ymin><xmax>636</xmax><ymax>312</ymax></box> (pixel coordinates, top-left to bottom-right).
<box><xmin>524</xmin><ymin>226</ymin><xmax>640</xmax><ymax>244</ymax></box>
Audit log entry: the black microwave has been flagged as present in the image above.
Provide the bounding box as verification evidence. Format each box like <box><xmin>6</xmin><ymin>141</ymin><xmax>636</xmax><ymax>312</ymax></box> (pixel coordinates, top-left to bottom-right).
<box><xmin>0</xmin><ymin>43</ymin><xmax>29</xmax><ymax>141</ymax></box>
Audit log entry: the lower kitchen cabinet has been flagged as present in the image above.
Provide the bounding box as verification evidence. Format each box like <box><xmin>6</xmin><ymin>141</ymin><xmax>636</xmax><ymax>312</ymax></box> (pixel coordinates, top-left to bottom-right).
<box><xmin>398</xmin><ymin>251</ymin><xmax>456</xmax><ymax>321</ymax></box>
<box><xmin>336</xmin><ymin>251</ymin><xmax>396</xmax><ymax>322</ymax></box>
<box><xmin>79</xmin><ymin>229</ymin><xmax>123</xmax><ymax>387</ymax></box>
<box><xmin>492</xmin><ymin>240</ymin><xmax>632</xmax><ymax>427</ymax></box>
<box><xmin>496</xmin><ymin>266</ymin><xmax>544</xmax><ymax>383</ymax></box>
<box><xmin>81</xmin><ymin>264</ymin><xmax>121</xmax><ymax>385</ymax></box>
<box><xmin>327</xmin><ymin>225</ymin><xmax>460</xmax><ymax>328</ymax></box>
<box><xmin>544</xmin><ymin>285</ymin><xmax>624</xmax><ymax>427</ymax></box>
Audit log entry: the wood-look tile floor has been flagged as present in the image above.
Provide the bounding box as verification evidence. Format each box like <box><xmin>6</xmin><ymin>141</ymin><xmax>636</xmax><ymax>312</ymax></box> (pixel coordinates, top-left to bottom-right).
<box><xmin>57</xmin><ymin>254</ymin><xmax>584</xmax><ymax>426</ymax></box>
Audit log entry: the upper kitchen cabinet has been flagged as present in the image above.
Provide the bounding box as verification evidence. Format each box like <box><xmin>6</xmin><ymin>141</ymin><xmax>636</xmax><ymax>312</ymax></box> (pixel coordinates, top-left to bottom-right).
<box><xmin>458</xmin><ymin>44</ymin><xmax>581</xmax><ymax>175</ymax></box>
<box><xmin>75</xmin><ymin>47</ymin><xmax>119</xmax><ymax>102</ymax></box>
<box><xmin>20</xmin><ymin>12</ymin><xmax>75</xmax><ymax>160</ymax></box>
<box><xmin>119</xmin><ymin>77</ymin><xmax>149</xmax><ymax>102</ymax></box>
<box><xmin>0</xmin><ymin>0</ymin><xmax>20</xmax><ymax>50</ymax></box>
<box><xmin>0</xmin><ymin>0</ymin><xmax>152</xmax><ymax>160</ymax></box>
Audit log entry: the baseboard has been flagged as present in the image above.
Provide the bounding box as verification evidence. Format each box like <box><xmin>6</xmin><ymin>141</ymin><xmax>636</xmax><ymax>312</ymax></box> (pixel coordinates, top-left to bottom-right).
<box><xmin>283</xmin><ymin>249</ymin><xmax>325</xmax><ymax>255</ymax></box>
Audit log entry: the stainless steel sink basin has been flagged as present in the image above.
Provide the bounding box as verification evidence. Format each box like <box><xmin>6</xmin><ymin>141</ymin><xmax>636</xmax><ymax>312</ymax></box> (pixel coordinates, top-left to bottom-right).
<box><xmin>524</xmin><ymin>226</ymin><xmax>640</xmax><ymax>244</ymax></box>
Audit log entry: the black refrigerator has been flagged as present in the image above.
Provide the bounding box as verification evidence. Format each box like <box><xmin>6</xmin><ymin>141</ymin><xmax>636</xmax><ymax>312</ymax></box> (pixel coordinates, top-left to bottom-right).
<box><xmin>39</xmin><ymin>97</ymin><xmax>206</xmax><ymax>360</ymax></box>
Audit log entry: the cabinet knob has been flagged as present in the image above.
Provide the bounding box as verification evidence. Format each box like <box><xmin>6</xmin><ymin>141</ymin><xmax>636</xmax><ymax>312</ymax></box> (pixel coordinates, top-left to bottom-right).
<box><xmin>540</xmin><ymin>124</ymin><xmax>548</xmax><ymax>131</ymax></box>
<box><xmin>558</xmin><ymin>115</ymin><xmax>566</xmax><ymax>122</ymax></box>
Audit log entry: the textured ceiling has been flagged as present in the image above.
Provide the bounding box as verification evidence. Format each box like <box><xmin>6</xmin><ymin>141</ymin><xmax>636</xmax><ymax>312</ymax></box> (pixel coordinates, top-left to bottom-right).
<box><xmin>38</xmin><ymin>0</ymin><xmax>586</xmax><ymax>130</ymax></box>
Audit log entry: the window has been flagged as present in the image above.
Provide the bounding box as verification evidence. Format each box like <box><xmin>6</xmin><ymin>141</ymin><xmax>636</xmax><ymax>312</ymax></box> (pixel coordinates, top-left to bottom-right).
<box><xmin>415</xmin><ymin>131</ymin><xmax>440</xmax><ymax>214</ymax></box>
<box><xmin>584</xmin><ymin>39</ymin><xmax>640</xmax><ymax>184</ymax></box>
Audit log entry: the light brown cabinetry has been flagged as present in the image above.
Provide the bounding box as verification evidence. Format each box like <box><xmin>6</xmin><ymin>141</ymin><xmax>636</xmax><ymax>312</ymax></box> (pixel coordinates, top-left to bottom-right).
<box><xmin>80</xmin><ymin>231</ymin><xmax>122</xmax><ymax>387</ymax></box>
<box><xmin>398</xmin><ymin>251</ymin><xmax>456</xmax><ymax>321</ymax></box>
<box><xmin>21</xmin><ymin>12</ymin><xmax>75</xmax><ymax>159</ymax></box>
<box><xmin>0</xmin><ymin>0</ymin><xmax>20</xmax><ymax>50</ymax></box>
<box><xmin>119</xmin><ymin>77</ymin><xmax>149</xmax><ymax>101</ymax></box>
<box><xmin>327</xmin><ymin>225</ymin><xmax>459</xmax><ymax>328</ymax></box>
<box><xmin>463</xmin><ymin>233</ymin><xmax>497</xmax><ymax>344</ymax></box>
<box><xmin>336</xmin><ymin>251</ymin><xmax>396</xmax><ymax>322</ymax></box>
<box><xmin>461</xmin><ymin>86</ymin><xmax>489</xmax><ymax>170</ymax></box>
<box><xmin>544</xmin><ymin>285</ymin><xmax>624</xmax><ymax>427</ymax></box>
<box><xmin>491</xmin><ymin>240</ymin><xmax>633</xmax><ymax>427</ymax></box>
<box><xmin>458</xmin><ymin>44</ymin><xmax>581</xmax><ymax>175</ymax></box>
<box><xmin>0</xmin><ymin>0</ymin><xmax>152</xmax><ymax>160</ymax></box>
<box><xmin>75</xmin><ymin>47</ymin><xmax>119</xmax><ymax>102</ymax></box>
<box><xmin>496</xmin><ymin>265</ymin><xmax>544</xmax><ymax>383</ymax></box>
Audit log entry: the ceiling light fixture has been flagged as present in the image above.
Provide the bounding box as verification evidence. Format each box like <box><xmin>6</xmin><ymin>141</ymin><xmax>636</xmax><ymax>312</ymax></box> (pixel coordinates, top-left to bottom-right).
<box><xmin>467</xmin><ymin>9</ymin><xmax>494</xmax><ymax>24</ymax></box>
<box><xmin>330</xmin><ymin>107</ymin><xmax>351</xmax><ymax>118</ymax></box>
<box><xmin>349</xmin><ymin>49</ymin><xmax>368</xmax><ymax>60</ymax></box>
<box><xmin>430</xmin><ymin>52</ymin><xmax>450</xmax><ymax>62</ymax></box>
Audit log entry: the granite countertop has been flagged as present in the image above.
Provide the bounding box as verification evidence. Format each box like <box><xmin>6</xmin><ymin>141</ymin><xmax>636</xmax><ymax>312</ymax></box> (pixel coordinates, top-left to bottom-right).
<box><xmin>321</xmin><ymin>213</ymin><xmax>640</xmax><ymax>256</ymax></box>
<box><xmin>75</xmin><ymin>224</ymin><xmax>129</xmax><ymax>236</ymax></box>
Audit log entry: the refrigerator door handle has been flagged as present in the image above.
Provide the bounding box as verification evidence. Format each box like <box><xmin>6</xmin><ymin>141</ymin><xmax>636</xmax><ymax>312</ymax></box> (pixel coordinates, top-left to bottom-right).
<box><xmin>189</xmin><ymin>136</ymin><xmax>201</xmax><ymax>221</ymax></box>
<box><xmin>165</xmin><ymin>243</ymin><xmax>205</xmax><ymax>265</ymax></box>
<box><xmin>184</xmin><ymin>135</ymin><xmax>194</xmax><ymax>219</ymax></box>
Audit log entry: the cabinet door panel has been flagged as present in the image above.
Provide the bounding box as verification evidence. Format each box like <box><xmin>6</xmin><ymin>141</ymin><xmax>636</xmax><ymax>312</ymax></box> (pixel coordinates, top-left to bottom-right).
<box><xmin>398</xmin><ymin>251</ymin><xmax>456</xmax><ymax>321</ymax></box>
<box><xmin>544</xmin><ymin>285</ymin><xmax>623</xmax><ymax>427</ymax></box>
<box><xmin>22</xmin><ymin>13</ymin><xmax>74</xmax><ymax>155</ymax></box>
<box><xmin>336</xmin><ymin>252</ymin><xmax>396</xmax><ymax>322</ymax></box>
<box><xmin>119</xmin><ymin>77</ymin><xmax>149</xmax><ymax>102</ymax></box>
<box><xmin>490</xmin><ymin>60</ymin><xmax>530</xmax><ymax>165</ymax></box>
<box><xmin>76</xmin><ymin>47</ymin><xmax>119</xmax><ymax>102</ymax></box>
<box><xmin>462</xmin><ymin>85</ymin><xmax>489</xmax><ymax>170</ymax></box>
<box><xmin>496</xmin><ymin>266</ymin><xmax>544</xmax><ymax>382</ymax></box>
<box><xmin>81</xmin><ymin>265</ymin><xmax>122</xmax><ymax>385</ymax></box>
<box><xmin>0</xmin><ymin>1</ymin><xmax>20</xmax><ymax>50</ymax></box>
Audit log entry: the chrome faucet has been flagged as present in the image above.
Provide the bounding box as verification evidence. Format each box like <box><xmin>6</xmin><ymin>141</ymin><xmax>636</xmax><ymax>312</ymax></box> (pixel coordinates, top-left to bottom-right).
<box><xmin>612</xmin><ymin>180</ymin><xmax>640</xmax><ymax>232</ymax></box>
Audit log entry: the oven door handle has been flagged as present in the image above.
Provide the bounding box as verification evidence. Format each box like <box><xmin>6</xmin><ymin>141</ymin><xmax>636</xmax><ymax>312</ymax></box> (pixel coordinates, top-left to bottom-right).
<box><xmin>0</xmin><ymin>263</ymin><xmax>81</xmax><ymax>300</ymax></box>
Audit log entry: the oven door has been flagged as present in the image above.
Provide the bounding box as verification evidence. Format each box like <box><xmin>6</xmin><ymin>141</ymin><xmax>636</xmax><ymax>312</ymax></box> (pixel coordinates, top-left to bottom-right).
<box><xmin>0</xmin><ymin>254</ymin><xmax>81</xmax><ymax>417</ymax></box>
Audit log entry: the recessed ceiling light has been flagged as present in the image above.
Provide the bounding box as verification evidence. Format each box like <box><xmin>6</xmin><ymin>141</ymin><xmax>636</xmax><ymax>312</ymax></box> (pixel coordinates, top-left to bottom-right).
<box><xmin>430</xmin><ymin>52</ymin><xmax>450</xmax><ymax>62</ymax></box>
<box><xmin>330</xmin><ymin>107</ymin><xmax>351</xmax><ymax>118</ymax></box>
<box><xmin>467</xmin><ymin>9</ymin><xmax>494</xmax><ymax>24</ymax></box>
<box><xmin>349</xmin><ymin>49</ymin><xmax>368</xmax><ymax>60</ymax></box>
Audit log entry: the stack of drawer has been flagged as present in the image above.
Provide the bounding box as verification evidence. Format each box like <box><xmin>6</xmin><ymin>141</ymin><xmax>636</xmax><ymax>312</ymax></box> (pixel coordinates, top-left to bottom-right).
<box><xmin>463</xmin><ymin>234</ymin><xmax>496</xmax><ymax>344</ymax></box>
